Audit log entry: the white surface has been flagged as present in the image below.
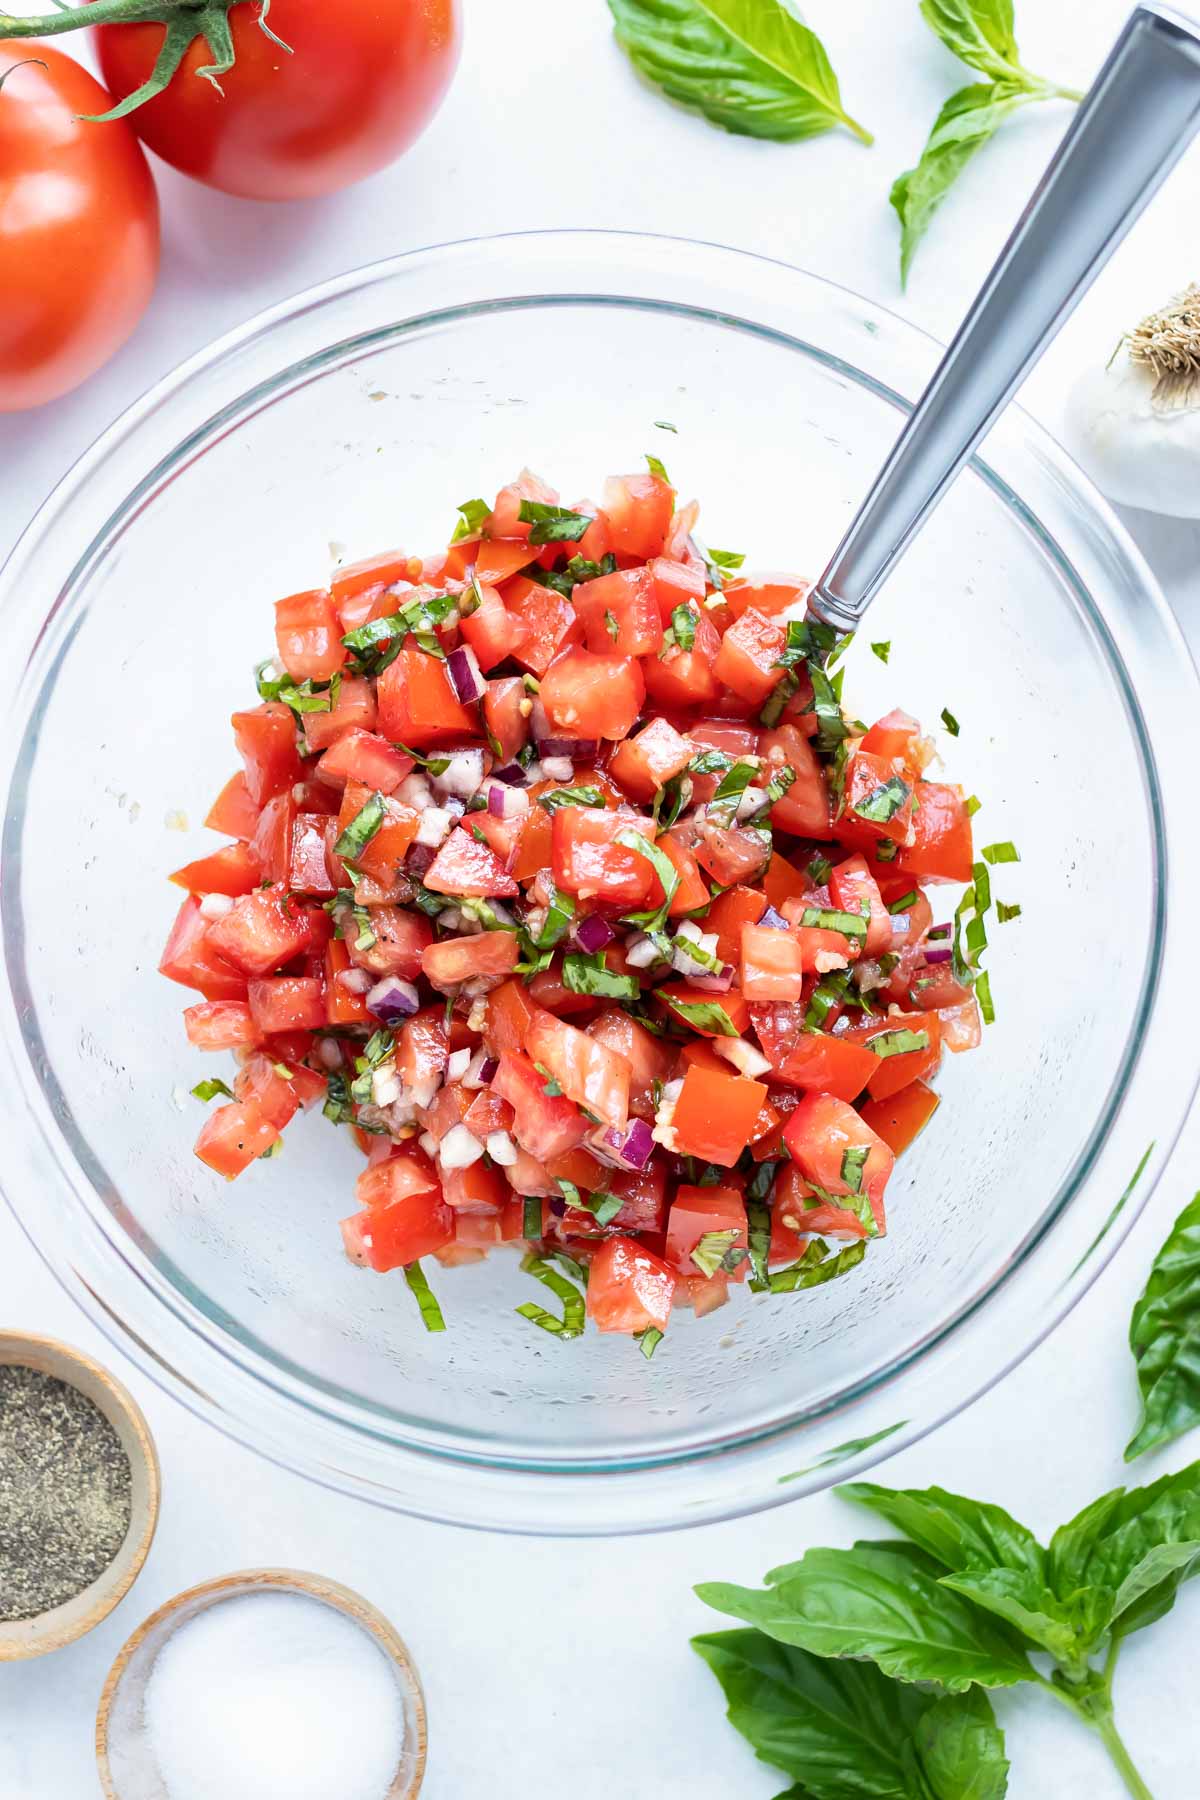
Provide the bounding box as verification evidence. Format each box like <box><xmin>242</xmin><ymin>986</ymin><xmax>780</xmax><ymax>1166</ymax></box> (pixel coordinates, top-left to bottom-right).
<box><xmin>3</xmin><ymin>1</ymin><xmax>1200</xmax><ymax>1794</ymax></box>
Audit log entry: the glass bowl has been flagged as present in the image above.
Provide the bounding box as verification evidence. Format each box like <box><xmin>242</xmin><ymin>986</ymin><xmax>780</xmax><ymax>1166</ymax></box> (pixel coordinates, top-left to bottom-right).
<box><xmin>1</xmin><ymin>232</ymin><xmax>1196</xmax><ymax>1535</ymax></box>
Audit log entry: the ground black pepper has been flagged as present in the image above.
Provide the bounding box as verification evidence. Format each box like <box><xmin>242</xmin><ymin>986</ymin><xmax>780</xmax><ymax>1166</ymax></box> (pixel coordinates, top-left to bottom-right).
<box><xmin>0</xmin><ymin>1363</ymin><xmax>132</xmax><ymax>1621</ymax></box>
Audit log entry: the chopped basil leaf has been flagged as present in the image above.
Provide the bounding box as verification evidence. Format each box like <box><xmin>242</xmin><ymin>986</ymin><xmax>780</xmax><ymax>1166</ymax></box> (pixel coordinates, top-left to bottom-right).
<box><xmin>513</xmin><ymin>949</ymin><xmax>555</xmax><ymax>979</ymax></box>
<box><xmin>809</xmin><ymin>663</ymin><xmax>850</xmax><ymax>752</ymax></box>
<box><xmin>665</xmin><ymin>996</ymin><xmax>738</xmax><ymax>1036</ymax></box>
<box><xmin>256</xmin><ymin>663</ymin><xmax>334</xmax><ymax>716</ymax></box>
<box><xmin>403</xmin><ymin>1261</ymin><xmax>446</xmax><ymax>1332</ymax></box>
<box><xmin>653</xmin><ymin>771</ymin><xmax>693</xmax><ymax>830</ymax></box>
<box><xmin>669</xmin><ymin>931</ymin><xmax>723</xmax><ymax>972</ymax></box>
<box><xmin>636</xmin><ymin>1326</ymin><xmax>664</xmax><ymax>1359</ymax></box>
<box><xmin>775</xmin><ymin>616</ymin><xmax>834</xmax><ymax>672</ymax></box>
<box><xmin>534</xmin><ymin>881</ymin><xmax>575</xmax><ymax>950</ymax></box>
<box><xmin>333</xmin><ymin>792</ymin><xmax>386</xmax><ymax>862</ymax></box>
<box><xmin>616</xmin><ymin>829</ymin><xmax>681</xmax><ymax>934</ymax></box>
<box><xmin>972</xmin><ymin>859</ymin><xmax>992</xmax><ymax>915</ymax></box>
<box><xmin>690</xmin><ymin>749</ymin><xmax>735</xmax><ymax>776</ymax></box>
<box><xmin>527</xmin><ymin>552</ymin><xmax>618</xmax><ymax>598</ymax></box>
<box><xmin>874</xmin><ymin>839</ymin><xmax>898</xmax><ymax>863</ymax></box>
<box><xmin>976</xmin><ymin>967</ymin><xmax>995</xmax><ymax>1025</ymax></box>
<box><xmin>965</xmin><ymin>794</ymin><xmax>982</xmax><ymax>817</ymax></box>
<box><xmin>672</xmin><ymin>604</ymin><xmax>697</xmax><ymax>650</ymax></box>
<box><xmin>768</xmin><ymin>1240</ymin><xmax>868</xmax><ymax>1291</ymax></box>
<box><xmin>746</xmin><ymin>1197</ymin><xmax>772</xmax><ymax>1290</ymax></box>
<box><xmin>870</xmin><ymin>640</ymin><xmax>891</xmax><ymax>664</ymax></box>
<box><xmin>604</xmin><ymin>608</ymin><xmax>620</xmax><ymax>641</ymax></box>
<box><xmin>516</xmin><ymin>1251</ymin><xmax>586</xmax><ymax>1338</ymax></box>
<box><xmin>757</xmin><ymin>675</ymin><xmax>795</xmax><ymax>728</ymax></box>
<box><xmin>557</xmin><ymin>1178</ymin><xmax>582</xmax><ymax>1210</ymax></box>
<box><xmin>807</xmin><ymin>851</ymin><xmax>833</xmax><ymax>885</ymax></box>
<box><xmin>588</xmin><ymin>1190</ymin><xmax>624</xmax><ymax>1227</ymax></box>
<box><xmin>191</xmin><ymin>1078</ymin><xmax>234</xmax><ymax>1103</ymax></box>
<box><xmin>522</xmin><ymin>1196</ymin><xmax>543</xmax><ymax>1239</ymax></box>
<box><xmin>707</xmin><ymin>546</ymin><xmax>745</xmax><ymax>573</ymax></box>
<box><xmin>537</xmin><ymin>785</ymin><xmax>604</xmax><ymax>813</ymax></box>
<box><xmin>645</xmin><ymin>452</ymin><xmax>671</xmax><ymax>482</ymax></box>
<box><xmin>886</xmin><ymin>889</ymin><xmax>918</xmax><ymax>915</ymax></box>
<box><xmin>982</xmin><ymin>840</ymin><xmax>1020</xmax><ymax>865</ymax></box>
<box><xmin>516</xmin><ymin>742</ymin><xmax>538</xmax><ymax>767</ymax></box>
<box><xmin>997</xmin><ymin>901</ymin><xmax>1022</xmax><ymax>923</ymax></box>
<box><xmin>840</xmin><ymin>1146</ymin><xmax>869</xmax><ymax>1194</ymax></box>
<box><xmin>341</xmin><ymin>590</ymin><xmax>458</xmax><ymax>674</ymax></box>
<box><xmin>691</xmin><ymin>1229</ymin><xmax>742</xmax><ymax>1279</ymax></box>
<box><xmin>533</xmin><ymin>1061</ymin><xmax>564</xmax><ymax>1098</ymax></box>
<box><xmin>517</xmin><ymin>500</ymin><xmax>593</xmax><ymax>545</ymax></box>
<box><xmin>764</xmin><ymin>766</ymin><xmax>796</xmax><ymax>805</ymax></box>
<box><xmin>867</xmin><ymin>1028</ymin><xmax>930</xmax><ymax>1059</ymax></box>
<box><xmin>941</xmin><ymin>706</ymin><xmax>960</xmax><ymax>736</ymax></box>
<box><xmin>799</xmin><ymin>904</ymin><xmax>867</xmax><ymax>942</ymax></box>
<box><xmin>805</xmin><ymin>968</ymin><xmax>854</xmax><ymax>1030</ymax></box>
<box><xmin>322</xmin><ymin>1071</ymin><xmax>353</xmax><ymax>1125</ymax></box>
<box><xmin>562</xmin><ymin>951</ymin><xmax>639</xmax><ymax>1001</ymax></box>
<box><xmin>409</xmin><ymin>883</ymin><xmax>450</xmax><ymax>918</ymax></box>
<box><xmin>547</xmin><ymin>1247</ymin><xmax>589</xmax><ymax>1287</ymax></box>
<box><xmin>450</xmin><ymin>497</ymin><xmax>490</xmax><ymax>544</ymax></box>
<box><xmin>713</xmin><ymin>760</ymin><xmax>758</xmax><ymax>801</ymax></box>
<box><xmin>853</xmin><ymin>776</ymin><xmax>910</xmax><ymax>824</ymax></box>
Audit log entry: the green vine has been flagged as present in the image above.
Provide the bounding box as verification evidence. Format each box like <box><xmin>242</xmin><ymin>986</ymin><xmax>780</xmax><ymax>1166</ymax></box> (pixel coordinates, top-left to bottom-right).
<box><xmin>0</xmin><ymin>0</ymin><xmax>291</xmax><ymax>119</ymax></box>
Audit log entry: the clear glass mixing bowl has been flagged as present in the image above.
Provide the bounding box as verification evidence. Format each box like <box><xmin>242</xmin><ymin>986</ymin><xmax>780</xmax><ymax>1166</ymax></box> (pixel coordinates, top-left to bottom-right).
<box><xmin>1</xmin><ymin>233</ymin><xmax>1196</xmax><ymax>1534</ymax></box>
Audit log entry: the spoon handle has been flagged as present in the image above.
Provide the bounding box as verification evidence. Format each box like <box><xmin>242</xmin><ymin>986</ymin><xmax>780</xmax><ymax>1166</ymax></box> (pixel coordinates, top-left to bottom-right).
<box><xmin>812</xmin><ymin>2</ymin><xmax>1200</xmax><ymax>633</ymax></box>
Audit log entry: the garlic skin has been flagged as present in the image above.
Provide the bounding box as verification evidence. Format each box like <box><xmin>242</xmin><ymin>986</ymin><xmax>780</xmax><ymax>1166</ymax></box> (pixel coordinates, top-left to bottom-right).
<box><xmin>1062</xmin><ymin>286</ymin><xmax>1200</xmax><ymax>519</ymax></box>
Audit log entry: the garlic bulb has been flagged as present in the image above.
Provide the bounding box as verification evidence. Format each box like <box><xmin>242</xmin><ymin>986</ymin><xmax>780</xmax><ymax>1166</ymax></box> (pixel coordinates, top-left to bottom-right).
<box><xmin>1062</xmin><ymin>284</ymin><xmax>1200</xmax><ymax>518</ymax></box>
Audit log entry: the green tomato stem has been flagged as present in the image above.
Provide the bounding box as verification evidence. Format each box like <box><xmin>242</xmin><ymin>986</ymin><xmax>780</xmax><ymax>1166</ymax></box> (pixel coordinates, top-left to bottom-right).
<box><xmin>0</xmin><ymin>0</ymin><xmax>194</xmax><ymax>33</ymax></box>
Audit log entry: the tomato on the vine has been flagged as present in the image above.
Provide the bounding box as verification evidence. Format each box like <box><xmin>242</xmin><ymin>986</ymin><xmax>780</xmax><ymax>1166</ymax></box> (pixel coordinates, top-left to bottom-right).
<box><xmin>0</xmin><ymin>44</ymin><xmax>159</xmax><ymax>412</ymax></box>
<box><xmin>94</xmin><ymin>0</ymin><xmax>463</xmax><ymax>201</ymax></box>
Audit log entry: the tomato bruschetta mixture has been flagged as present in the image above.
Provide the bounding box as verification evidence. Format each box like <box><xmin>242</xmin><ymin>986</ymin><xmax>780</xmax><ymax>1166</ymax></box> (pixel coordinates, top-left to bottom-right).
<box><xmin>161</xmin><ymin>463</ymin><xmax>1003</xmax><ymax>1351</ymax></box>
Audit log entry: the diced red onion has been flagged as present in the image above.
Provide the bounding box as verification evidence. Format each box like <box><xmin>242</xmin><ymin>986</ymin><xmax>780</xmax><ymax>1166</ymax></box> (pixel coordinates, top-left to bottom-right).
<box><xmin>479</xmin><ymin>1056</ymin><xmax>498</xmax><ymax>1082</ymax></box>
<box><xmin>461</xmin><ymin>1048</ymin><xmax>494</xmax><ymax>1090</ymax></box>
<box><xmin>365</xmin><ymin>976</ymin><xmax>420</xmax><ymax>1023</ymax></box>
<box><xmin>684</xmin><ymin>964</ymin><xmax>734</xmax><ymax>993</ymax></box>
<box><xmin>531</xmin><ymin>697</ymin><xmax>598</xmax><ymax>761</ymax></box>
<box><xmin>573</xmin><ymin>914</ymin><xmax>616</xmax><ymax>952</ymax></box>
<box><xmin>758</xmin><ymin>905</ymin><xmax>788</xmax><ymax>930</ymax></box>
<box><xmin>430</xmin><ymin>749</ymin><xmax>484</xmax><ymax>799</ymax></box>
<box><xmin>591</xmin><ymin>1117</ymin><xmax>655</xmax><ymax>1172</ymax></box>
<box><xmin>492</xmin><ymin>763</ymin><xmax>528</xmax><ymax>786</ymax></box>
<box><xmin>486</xmin><ymin>780</ymin><xmax>530</xmax><ymax>819</ymax></box>
<box><xmin>406</xmin><ymin>844</ymin><xmax>436</xmax><ymax>874</ymax></box>
<box><xmin>447</xmin><ymin>645</ymin><xmax>486</xmax><ymax>704</ymax></box>
<box><xmin>923</xmin><ymin>946</ymin><xmax>954</xmax><ymax>965</ymax></box>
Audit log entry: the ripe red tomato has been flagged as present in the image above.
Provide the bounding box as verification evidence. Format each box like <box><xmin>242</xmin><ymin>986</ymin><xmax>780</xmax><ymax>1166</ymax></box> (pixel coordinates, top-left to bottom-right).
<box><xmin>0</xmin><ymin>45</ymin><xmax>159</xmax><ymax>411</ymax></box>
<box><xmin>94</xmin><ymin>0</ymin><xmax>462</xmax><ymax>201</ymax></box>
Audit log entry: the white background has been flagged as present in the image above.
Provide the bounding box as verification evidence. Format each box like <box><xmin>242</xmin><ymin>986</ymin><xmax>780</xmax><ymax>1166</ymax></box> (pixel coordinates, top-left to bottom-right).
<box><xmin>4</xmin><ymin>1</ymin><xmax>1200</xmax><ymax>1794</ymax></box>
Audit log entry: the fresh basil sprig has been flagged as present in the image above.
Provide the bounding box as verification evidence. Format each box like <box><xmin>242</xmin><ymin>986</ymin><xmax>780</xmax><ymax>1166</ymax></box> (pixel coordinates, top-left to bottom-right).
<box><xmin>1126</xmin><ymin>1192</ymin><xmax>1200</xmax><ymax>1462</ymax></box>
<box><xmin>694</xmin><ymin>1631</ymin><xmax>1008</xmax><ymax>1800</ymax></box>
<box><xmin>893</xmin><ymin>0</ymin><xmax>1082</xmax><ymax>283</ymax></box>
<box><xmin>608</xmin><ymin>0</ymin><xmax>871</xmax><ymax>146</ymax></box>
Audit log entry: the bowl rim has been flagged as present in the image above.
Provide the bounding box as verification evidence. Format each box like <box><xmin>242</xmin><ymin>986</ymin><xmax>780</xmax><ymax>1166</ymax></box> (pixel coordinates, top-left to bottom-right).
<box><xmin>1</xmin><ymin>228</ymin><xmax>1197</xmax><ymax>1533</ymax></box>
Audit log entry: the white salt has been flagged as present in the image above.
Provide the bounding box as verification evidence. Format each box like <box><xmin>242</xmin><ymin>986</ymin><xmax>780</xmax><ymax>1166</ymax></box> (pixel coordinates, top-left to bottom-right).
<box><xmin>145</xmin><ymin>1590</ymin><xmax>405</xmax><ymax>1800</ymax></box>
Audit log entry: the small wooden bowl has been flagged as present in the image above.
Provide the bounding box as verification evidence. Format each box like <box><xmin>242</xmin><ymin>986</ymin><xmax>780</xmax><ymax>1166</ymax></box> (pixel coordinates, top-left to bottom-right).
<box><xmin>96</xmin><ymin>1568</ymin><xmax>428</xmax><ymax>1800</ymax></box>
<box><xmin>0</xmin><ymin>1331</ymin><xmax>160</xmax><ymax>1662</ymax></box>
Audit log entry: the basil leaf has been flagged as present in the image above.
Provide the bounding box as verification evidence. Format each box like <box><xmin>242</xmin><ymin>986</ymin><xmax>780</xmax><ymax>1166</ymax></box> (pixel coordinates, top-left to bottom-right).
<box><xmin>562</xmin><ymin>951</ymin><xmax>640</xmax><ymax>1001</ymax></box>
<box><xmin>191</xmin><ymin>1078</ymin><xmax>234</xmax><ymax>1103</ymax></box>
<box><xmin>996</xmin><ymin>902</ymin><xmax>1021</xmax><ymax>923</ymax></box>
<box><xmin>697</xmin><ymin>1542</ymin><xmax>1034</xmax><ymax>1691</ymax></box>
<box><xmin>333</xmin><ymin>792</ymin><xmax>386</xmax><ymax>862</ymax></box>
<box><xmin>450</xmin><ymin>497</ymin><xmax>490</xmax><ymax>544</ymax></box>
<box><xmin>891</xmin><ymin>82</ymin><xmax>1028</xmax><ymax>286</ymax></box>
<box><xmin>403</xmin><ymin>1261</ymin><xmax>446</xmax><ymax>1333</ymax></box>
<box><xmin>708</xmin><ymin>546</ymin><xmax>745</xmax><ymax>573</ymax></box>
<box><xmin>515</xmin><ymin>1251</ymin><xmax>586</xmax><ymax>1339</ymax></box>
<box><xmin>1048</xmin><ymin>1461</ymin><xmax>1200</xmax><ymax>1644</ymax></box>
<box><xmin>517</xmin><ymin>500</ymin><xmax>593</xmax><ymax>544</ymax></box>
<box><xmin>535</xmin><ymin>881</ymin><xmax>576</xmax><ymax>951</ymax></box>
<box><xmin>982</xmin><ymin>840</ymin><xmax>1020</xmax><ymax>865</ymax></box>
<box><xmin>636</xmin><ymin>1325</ymin><xmax>664</xmax><ymax>1359</ymax></box>
<box><xmin>853</xmin><ymin>777</ymin><xmax>910</xmax><ymax>824</ymax></box>
<box><xmin>604</xmin><ymin>608</ymin><xmax>620</xmax><ymax>641</ymax></box>
<box><xmin>840</xmin><ymin>1145</ymin><xmax>868</xmax><ymax>1195</ymax></box>
<box><xmin>941</xmin><ymin>707</ymin><xmax>961</xmax><ymax>737</ymax></box>
<box><xmin>645</xmin><ymin>451</ymin><xmax>671</xmax><ymax>481</ymax></box>
<box><xmin>919</xmin><ymin>0</ymin><xmax>1023</xmax><ymax>82</ymax></box>
<box><xmin>768</xmin><ymin>1241</ymin><xmax>867</xmax><ymax>1292</ymax></box>
<box><xmin>838</xmin><ymin>1480</ymin><xmax>1046</xmax><ymax>1582</ymax></box>
<box><xmin>867</xmin><ymin>1028</ymin><xmax>930</xmax><ymax>1059</ymax></box>
<box><xmin>870</xmin><ymin>641</ymin><xmax>891</xmax><ymax>664</ymax></box>
<box><xmin>608</xmin><ymin>0</ymin><xmax>871</xmax><ymax>145</ymax></box>
<box><xmin>913</xmin><ymin>1688</ymin><xmax>1009</xmax><ymax>1800</ymax></box>
<box><xmin>747</xmin><ymin>1197</ymin><xmax>772</xmax><ymax>1288</ymax></box>
<box><xmin>616</xmin><ymin>828</ymin><xmax>681</xmax><ymax>933</ymax></box>
<box><xmin>692</xmin><ymin>1229</ymin><xmax>741</xmax><ymax>1279</ymax></box>
<box><xmin>672</xmin><ymin>603</ymin><xmax>697</xmax><ymax>650</ymax></box>
<box><xmin>537</xmin><ymin>785</ymin><xmax>605</xmax><ymax>813</ymax></box>
<box><xmin>1126</xmin><ymin>1192</ymin><xmax>1200</xmax><ymax>1461</ymax></box>
<box><xmin>800</xmin><ymin>904</ymin><xmax>867</xmax><ymax>942</ymax></box>
<box><xmin>522</xmin><ymin>1196</ymin><xmax>543</xmax><ymax>1239</ymax></box>
<box><xmin>665</xmin><ymin>996</ymin><xmax>739</xmax><ymax>1037</ymax></box>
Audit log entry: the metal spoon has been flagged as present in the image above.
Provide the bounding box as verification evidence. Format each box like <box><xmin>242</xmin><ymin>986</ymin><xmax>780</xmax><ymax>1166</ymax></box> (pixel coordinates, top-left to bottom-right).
<box><xmin>811</xmin><ymin>2</ymin><xmax>1200</xmax><ymax>633</ymax></box>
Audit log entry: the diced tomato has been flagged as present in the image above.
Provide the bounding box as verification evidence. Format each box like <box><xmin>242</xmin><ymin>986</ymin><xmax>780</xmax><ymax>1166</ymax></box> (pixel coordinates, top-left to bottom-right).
<box><xmin>586</xmin><ymin>1008</ymin><xmax>674</xmax><ymax>1120</ymax></box>
<box><xmin>573</xmin><ymin>567</ymin><xmax>664</xmax><ymax>657</ymax></box>
<box><xmin>896</xmin><ymin>783</ymin><xmax>974</xmax><ymax>883</ymax></box>
<box><xmin>460</xmin><ymin>582</ymin><xmax>523</xmax><ymax>671</ymax></box>
<box><xmin>772</xmin><ymin>1161</ymin><xmax>873</xmax><ymax>1245</ymax></box>
<box><xmin>706</xmin><ymin>886</ymin><xmax>767</xmax><ymax>964</ymax></box>
<box><xmin>939</xmin><ymin>995</ymin><xmax>983</xmax><ymax>1053</ymax></box>
<box><xmin>232</xmin><ymin>704</ymin><xmax>304</xmax><ymax>806</ymax></box>
<box><xmin>504</xmin><ymin>578</ymin><xmax>582</xmax><ymax>676</ymax></box>
<box><xmin>842</xmin><ymin>1010</ymin><xmax>942</xmax><ymax>1101</ymax></box>
<box><xmin>648</xmin><ymin>556</ymin><xmax>705</xmax><ymax>620</ymax></box>
<box><xmin>861</xmin><ymin>708</ymin><xmax>922</xmax><ymax>762</ymax></box>
<box><xmin>541</xmin><ymin>647</ymin><xmax>645</xmax><ymax>743</ymax></box>
<box><xmin>183</xmin><ymin>1000</ymin><xmax>261</xmax><ymax>1051</ymax></box>
<box><xmin>713</xmin><ymin>608</ymin><xmax>788</xmax><ymax>704</ymax></box>
<box><xmin>907</xmin><ymin>962</ymin><xmax>971</xmax><ymax>1011</ymax></box>
<box><xmin>828</xmin><ymin>854</ymin><xmax>892</xmax><ymax>957</ymax></box>
<box><xmin>487</xmin><ymin>469</ymin><xmax>558</xmax><ymax>541</ymax></box>
<box><xmin>526</xmin><ymin>1012</ymin><xmax>629</xmax><ymax>1129</ymax></box>
<box><xmin>642</xmin><ymin>606</ymin><xmax>722</xmax><ymax>709</ymax></box>
<box><xmin>665</xmin><ymin>1184</ymin><xmax>749</xmax><ymax>1280</ymax></box>
<box><xmin>347</xmin><ymin>906</ymin><xmax>431</xmax><ymax>980</ymax></box>
<box><xmin>484</xmin><ymin>980</ymin><xmax>541</xmax><ymax>1057</ymax></box>
<box><xmin>203</xmin><ymin>889</ymin><xmax>314</xmax><ymax>977</ymax></box>
<box><xmin>195</xmin><ymin>1099</ymin><xmax>280</xmax><ymax>1179</ymax></box>
<box><xmin>274</xmin><ymin>588</ymin><xmax>346</xmax><ymax>683</ymax></box>
<box><xmin>656</xmin><ymin>833</ymin><xmax>708</xmax><ymax>917</ymax></box>
<box><xmin>526</xmin><ymin>959</ymin><xmax>602</xmax><ymax>1020</ymax></box>
<box><xmin>658</xmin><ymin>984</ymin><xmax>750</xmax><ymax>1038</ymax></box>
<box><xmin>160</xmin><ymin>896</ymin><xmax>249</xmax><ymax>1000</ymax></box>
<box><xmin>694</xmin><ymin>823</ymin><xmax>770</xmax><ymax>888</ymax></box>
<box><xmin>324</xmin><ymin>938</ymin><xmax>371</xmax><ymax>1026</ymax></box>
<box><xmin>204</xmin><ymin>771</ymin><xmax>261</xmax><ymax>840</ymax></box>
<box><xmin>376</xmin><ymin>648</ymin><xmax>476</xmax><ymax>747</ymax></box>
<box><xmin>462</xmin><ymin>1088</ymin><xmax>515</xmax><ymax>1141</ymax></box>
<box><xmin>602</xmin><ymin>473</ymin><xmax>674</xmax><ymax>560</ymax></box>
<box><xmin>608</xmin><ymin>716</ymin><xmax>693</xmax><ymax>803</ymax></box>
<box><xmin>422</xmin><ymin>930</ymin><xmax>520</xmax><ymax>988</ymax></box>
<box><xmin>441</xmin><ymin>1159</ymin><xmax>509</xmax><ymax>1215</ymax></box>
<box><xmin>783</xmin><ymin>1093</ymin><xmax>894</xmax><ymax>1234</ymax></box>
<box><xmin>391</xmin><ymin>1013</ymin><xmax>446</xmax><ymax>1107</ymax></box>
<box><xmin>248</xmin><ymin>793</ymin><xmax>293</xmax><ymax>887</ymax></box>
<box><xmin>722</xmin><ymin>575</ymin><xmax>809</xmax><ymax>620</ymax></box>
<box><xmin>341</xmin><ymin>1188</ymin><xmax>454</xmax><ymax>1273</ymax></box>
<box><xmin>760</xmin><ymin>724</ymin><xmax>832</xmax><ymax>838</ymax></box>
<box><xmin>316</xmin><ymin>729</ymin><xmax>414</xmax><ymax>794</ymax></box>
<box><xmin>740</xmin><ymin>924</ymin><xmax>804</xmax><ymax>1001</ymax></box>
<box><xmin>247</xmin><ymin>976</ymin><xmax>327</xmax><ymax>1034</ymax></box>
<box><xmin>859</xmin><ymin>1079</ymin><xmax>941</xmax><ymax>1156</ymax></box>
<box><xmin>750</xmin><ymin>1089</ymin><xmax>799</xmax><ymax>1161</ymax></box>
<box><xmin>422</xmin><ymin>1082</ymin><xmax>471</xmax><ymax>1144</ymax></box>
<box><xmin>686</xmin><ymin>720</ymin><xmax>759</xmax><ymax>804</ymax></box>
<box><xmin>424</xmin><ymin>828</ymin><xmax>519</xmax><ymax>898</ymax></box>
<box><xmin>607</xmin><ymin>1162</ymin><xmax>668</xmax><ymax>1234</ymax></box>
<box><xmin>551</xmin><ymin>807</ymin><xmax>658</xmax><ymax>907</ymax></box>
<box><xmin>493</xmin><ymin>1050</ymin><xmax>588</xmax><ymax>1161</ymax></box>
<box><xmin>170</xmin><ymin>839</ymin><xmax>262</xmax><ymax>898</ymax></box>
<box><xmin>476</xmin><ymin>539</ymin><xmax>539</xmax><ymax>585</ymax></box>
<box><xmin>682</xmin><ymin>1271</ymin><xmax>731</xmax><ymax>1316</ymax></box>
<box><xmin>751</xmin><ymin>1008</ymin><xmax>877</xmax><ymax>1101</ymax></box>
<box><xmin>761</xmin><ymin>851</ymin><xmax>809</xmax><ymax>911</ymax></box>
<box><xmin>286</xmin><ymin>813</ymin><xmax>336</xmax><ymax>896</ymax></box>
<box><xmin>334</xmin><ymin>784</ymin><xmax>420</xmax><ymax>886</ymax></box>
<box><xmin>838</xmin><ymin>750</ymin><xmax>916</xmax><ymax>848</ymax></box>
<box><xmin>587</xmin><ymin>1235</ymin><xmax>677</xmax><ymax>1334</ymax></box>
<box><xmin>483</xmin><ymin>676</ymin><xmax>529</xmax><ymax>764</ymax></box>
<box><xmin>233</xmin><ymin>1053</ymin><xmax>306</xmax><ymax>1130</ymax></box>
<box><xmin>301</xmin><ymin>676</ymin><xmax>377</xmax><ymax>753</ymax></box>
<box><xmin>670</xmin><ymin>1065</ymin><xmax>766</xmax><ymax>1166</ymax></box>
<box><xmin>331</xmin><ymin>549</ymin><xmax>417</xmax><ymax>622</ymax></box>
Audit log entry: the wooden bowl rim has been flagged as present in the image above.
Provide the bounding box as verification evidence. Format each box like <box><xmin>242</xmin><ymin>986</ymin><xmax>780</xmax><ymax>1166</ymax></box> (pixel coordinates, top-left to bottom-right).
<box><xmin>0</xmin><ymin>1330</ymin><xmax>160</xmax><ymax>1662</ymax></box>
<box><xmin>95</xmin><ymin>1567</ymin><xmax>428</xmax><ymax>1800</ymax></box>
